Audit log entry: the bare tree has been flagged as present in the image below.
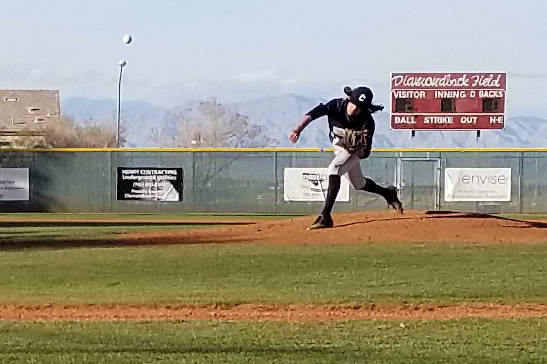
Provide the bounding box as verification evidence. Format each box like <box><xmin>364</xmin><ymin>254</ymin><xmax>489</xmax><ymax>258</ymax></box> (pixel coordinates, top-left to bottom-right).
<box><xmin>149</xmin><ymin>100</ymin><xmax>278</xmax><ymax>204</ymax></box>
<box><xmin>9</xmin><ymin>117</ymin><xmax>124</xmax><ymax>148</ymax></box>
<box><xmin>151</xmin><ymin>99</ymin><xmax>278</xmax><ymax>148</ymax></box>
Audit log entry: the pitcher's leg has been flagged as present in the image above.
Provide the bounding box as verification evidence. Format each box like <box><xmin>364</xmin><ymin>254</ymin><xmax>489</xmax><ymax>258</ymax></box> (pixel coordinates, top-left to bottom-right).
<box><xmin>320</xmin><ymin>175</ymin><xmax>340</xmax><ymax>218</ymax></box>
<box><xmin>327</xmin><ymin>144</ymin><xmax>353</xmax><ymax>176</ymax></box>
<box><xmin>344</xmin><ymin>155</ymin><xmax>366</xmax><ymax>190</ymax></box>
<box><xmin>322</xmin><ymin>144</ymin><xmax>354</xmax><ymax>218</ymax></box>
<box><xmin>361</xmin><ymin>178</ymin><xmax>404</xmax><ymax>214</ymax></box>
<box><xmin>309</xmin><ymin>145</ymin><xmax>352</xmax><ymax>230</ymax></box>
<box><xmin>342</xmin><ymin>157</ymin><xmax>404</xmax><ymax>214</ymax></box>
<box><xmin>362</xmin><ymin>178</ymin><xmax>390</xmax><ymax>199</ymax></box>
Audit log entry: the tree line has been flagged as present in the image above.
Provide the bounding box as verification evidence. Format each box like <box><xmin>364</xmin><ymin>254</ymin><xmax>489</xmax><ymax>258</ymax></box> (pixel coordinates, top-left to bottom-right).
<box><xmin>7</xmin><ymin>99</ymin><xmax>276</xmax><ymax>148</ymax></box>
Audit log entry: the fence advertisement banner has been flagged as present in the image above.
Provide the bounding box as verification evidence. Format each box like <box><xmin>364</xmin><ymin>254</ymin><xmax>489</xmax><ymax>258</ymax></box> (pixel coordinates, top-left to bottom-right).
<box><xmin>283</xmin><ymin>168</ymin><xmax>350</xmax><ymax>202</ymax></box>
<box><xmin>0</xmin><ymin>168</ymin><xmax>29</xmax><ymax>201</ymax></box>
<box><xmin>117</xmin><ymin>168</ymin><xmax>183</xmax><ymax>201</ymax></box>
<box><xmin>445</xmin><ymin>168</ymin><xmax>511</xmax><ymax>201</ymax></box>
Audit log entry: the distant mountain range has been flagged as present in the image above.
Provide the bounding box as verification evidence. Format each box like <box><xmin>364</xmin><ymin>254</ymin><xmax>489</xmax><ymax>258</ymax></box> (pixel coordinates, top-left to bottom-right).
<box><xmin>61</xmin><ymin>95</ymin><xmax>547</xmax><ymax>148</ymax></box>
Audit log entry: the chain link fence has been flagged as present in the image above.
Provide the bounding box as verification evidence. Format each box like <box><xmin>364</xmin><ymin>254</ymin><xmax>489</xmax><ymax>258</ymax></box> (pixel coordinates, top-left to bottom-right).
<box><xmin>0</xmin><ymin>149</ymin><xmax>545</xmax><ymax>213</ymax></box>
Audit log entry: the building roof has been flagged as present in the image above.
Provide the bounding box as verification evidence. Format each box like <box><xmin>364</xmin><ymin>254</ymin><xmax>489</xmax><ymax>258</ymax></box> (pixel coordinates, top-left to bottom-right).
<box><xmin>0</xmin><ymin>90</ymin><xmax>60</xmax><ymax>133</ymax></box>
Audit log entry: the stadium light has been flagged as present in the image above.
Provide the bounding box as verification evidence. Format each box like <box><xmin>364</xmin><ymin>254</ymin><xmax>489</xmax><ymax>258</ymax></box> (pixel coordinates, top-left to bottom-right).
<box><xmin>116</xmin><ymin>60</ymin><xmax>127</xmax><ymax>148</ymax></box>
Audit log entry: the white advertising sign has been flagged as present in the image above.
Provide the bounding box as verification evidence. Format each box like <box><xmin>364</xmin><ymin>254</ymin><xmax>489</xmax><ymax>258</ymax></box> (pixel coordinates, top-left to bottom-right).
<box><xmin>284</xmin><ymin>168</ymin><xmax>350</xmax><ymax>202</ymax></box>
<box><xmin>445</xmin><ymin>168</ymin><xmax>511</xmax><ymax>202</ymax></box>
<box><xmin>0</xmin><ymin>168</ymin><xmax>29</xmax><ymax>201</ymax></box>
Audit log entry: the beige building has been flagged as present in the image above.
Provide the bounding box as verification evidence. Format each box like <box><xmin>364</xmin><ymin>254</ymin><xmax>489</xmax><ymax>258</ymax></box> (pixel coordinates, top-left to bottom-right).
<box><xmin>0</xmin><ymin>90</ymin><xmax>60</xmax><ymax>147</ymax></box>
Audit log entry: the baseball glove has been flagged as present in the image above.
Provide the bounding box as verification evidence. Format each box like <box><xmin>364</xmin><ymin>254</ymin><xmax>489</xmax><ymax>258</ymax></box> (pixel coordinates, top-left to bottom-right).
<box><xmin>342</xmin><ymin>129</ymin><xmax>370</xmax><ymax>159</ymax></box>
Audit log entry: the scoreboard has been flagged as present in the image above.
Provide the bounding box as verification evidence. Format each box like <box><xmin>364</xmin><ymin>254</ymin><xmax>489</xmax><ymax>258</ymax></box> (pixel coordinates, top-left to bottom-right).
<box><xmin>390</xmin><ymin>72</ymin><xmax>506</xmax><ymax>130</ymax></box>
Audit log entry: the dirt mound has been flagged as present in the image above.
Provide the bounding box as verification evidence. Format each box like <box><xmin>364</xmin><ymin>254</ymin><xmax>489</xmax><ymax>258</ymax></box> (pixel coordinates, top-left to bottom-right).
<box><xmin>2</xmin><ymin>303</ymin><xmax>546</xmax><ymax>322</ymax></box>
<box><xmin>120</xmin><ymin>210</ymin><xmax>547</xmax><ymax>245</ymax></box>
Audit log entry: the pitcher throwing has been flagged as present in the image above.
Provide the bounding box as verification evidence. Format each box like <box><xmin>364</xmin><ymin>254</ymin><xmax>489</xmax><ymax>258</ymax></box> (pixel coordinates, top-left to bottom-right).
<box><xmin>289</xmin><ymin>86</ymin><xmax>403</xmax><ymax>230</ymax></box>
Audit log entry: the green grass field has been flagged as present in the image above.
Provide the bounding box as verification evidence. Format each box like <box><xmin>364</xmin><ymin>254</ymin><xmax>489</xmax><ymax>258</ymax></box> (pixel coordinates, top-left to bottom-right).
<box><xmin>1</xmin><ymin>242</ymin><xmax>546</xmax><ymax>305</ymax></box>
<box><xmin>1</xmin><ymin>213</ymin><xmax>546</xmax><ymax>363</ymax></box>
<box><xmin>0</xmin><ymin>213</ymin><xmax>290</xmax><ymax>246</ymax></box>
<box><xmin>1</xmin><ymin>319</ymin><xmax>545</xmax><ymax>363</ymax></box>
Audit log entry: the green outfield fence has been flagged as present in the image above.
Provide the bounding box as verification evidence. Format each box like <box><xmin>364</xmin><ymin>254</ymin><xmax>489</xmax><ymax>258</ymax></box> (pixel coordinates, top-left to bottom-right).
<box><xmin>0</xmin><ymin>148</ymin><xmax>546</xmax><ymax>214</ymax></box>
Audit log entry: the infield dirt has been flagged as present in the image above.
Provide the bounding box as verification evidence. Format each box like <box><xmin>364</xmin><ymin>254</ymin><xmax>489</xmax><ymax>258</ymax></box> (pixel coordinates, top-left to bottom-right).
<box><xmin>2</xmin><ymin>303</ymin><xmax>547</xmax><ymax>322</ymax></box>
<box><xmin>119</xmin><ymin>210</ymin><xmax>547</xmax><ymax>245</ymax></box>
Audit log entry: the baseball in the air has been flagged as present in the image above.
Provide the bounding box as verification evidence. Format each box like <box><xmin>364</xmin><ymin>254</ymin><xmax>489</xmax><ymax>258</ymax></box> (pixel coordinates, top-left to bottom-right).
<box><xmin>122</xmin><ymin>34</ymin><xmax>133</xmax><ymax>45</ymax></box>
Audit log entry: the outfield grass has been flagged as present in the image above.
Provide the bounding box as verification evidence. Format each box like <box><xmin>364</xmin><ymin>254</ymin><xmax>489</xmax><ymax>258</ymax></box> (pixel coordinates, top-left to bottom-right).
<box><xmin>1</xmin><ymin>214</ymin><xmax>546</xmax><ymax>363</ymax></box>
<box><xmin>0</xmin><ymin>242</ymin><xmax>546</xmax><ymax>305</ymax></box>
<box><xmin>0</xmin><ymin>224</ymin><xmax>203</xmax><ymax>244</ymax></box>
<box><xmin>0</xmin><ymin>213</ymin><xmax>298</xmax><ymax>220</ymax></box>
<box><xmin>0</xmin><ymin>319</ymin><xmax>545</xmax><ymax>363</ymax></box>
<box><xmin>0</xmin><ymin>213</ymin><xmax>295</xmax><ymax>245</ymax></box>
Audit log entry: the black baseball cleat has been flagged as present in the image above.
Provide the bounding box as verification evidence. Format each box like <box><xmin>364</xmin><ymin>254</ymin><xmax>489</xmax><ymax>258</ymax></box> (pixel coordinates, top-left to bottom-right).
<box><xmin>386</xmin><ymin>186</ymin><xmax>404</xmax><ymax>214</ymax></box>
<box><xmin>307</xmin><ymin>214</ymin><xmax>334</xmax><ymax>230</ymax></box>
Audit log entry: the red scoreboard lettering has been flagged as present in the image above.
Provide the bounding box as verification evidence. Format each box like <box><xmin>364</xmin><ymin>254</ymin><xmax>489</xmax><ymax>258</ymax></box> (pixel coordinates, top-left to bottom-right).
<box><xmin>390</xmin><ymin>72</ymin><xmax>506</xmax><ymax>130</ymax></box>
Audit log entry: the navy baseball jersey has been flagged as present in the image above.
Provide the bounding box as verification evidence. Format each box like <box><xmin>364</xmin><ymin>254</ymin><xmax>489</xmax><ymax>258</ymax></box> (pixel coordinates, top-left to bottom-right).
<box><xmin>306</xmin><ymin>98</ymin><xmax>376</xmax><ymax>136</ymax></box>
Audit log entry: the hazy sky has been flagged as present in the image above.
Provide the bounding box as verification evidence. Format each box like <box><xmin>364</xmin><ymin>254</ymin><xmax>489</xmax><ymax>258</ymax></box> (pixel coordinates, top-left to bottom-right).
<box><xmin>1</xmin><ymin>0</ymin><xmax>546</xmax><ymax>116</ymax></box>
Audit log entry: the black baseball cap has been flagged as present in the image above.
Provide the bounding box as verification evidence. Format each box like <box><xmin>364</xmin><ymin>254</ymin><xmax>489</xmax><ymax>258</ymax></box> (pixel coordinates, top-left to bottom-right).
<box><xmin>344</xmin><ymin>86</ymin><xmax>373</xmax><ymax>109</ymax></box>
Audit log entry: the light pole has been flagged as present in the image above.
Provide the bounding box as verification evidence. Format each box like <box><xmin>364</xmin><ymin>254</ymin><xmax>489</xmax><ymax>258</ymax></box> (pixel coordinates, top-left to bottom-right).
<box><xmin>116</xmin><ymin>59</ymin><xmax>126</xmax><ymax>148</ymax></box>
<box><xmin>116</xmin><ymin>33</ymin><xmax>132</xmax><ymax>148</ymax></box>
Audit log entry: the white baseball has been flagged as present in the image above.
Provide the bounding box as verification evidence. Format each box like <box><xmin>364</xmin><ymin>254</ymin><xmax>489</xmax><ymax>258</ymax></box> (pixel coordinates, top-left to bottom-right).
<box><xmin>122</xmin><ymin>34</ymin><xmax>133</xmax><ymax>45</ymax></box>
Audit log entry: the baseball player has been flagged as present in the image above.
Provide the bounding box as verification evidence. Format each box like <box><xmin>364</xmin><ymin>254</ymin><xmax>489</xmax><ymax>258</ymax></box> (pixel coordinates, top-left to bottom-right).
<box><xmin>289</xmin><ymin>86</ymin><xmax>403</xmax><ymax>230</ymax></box>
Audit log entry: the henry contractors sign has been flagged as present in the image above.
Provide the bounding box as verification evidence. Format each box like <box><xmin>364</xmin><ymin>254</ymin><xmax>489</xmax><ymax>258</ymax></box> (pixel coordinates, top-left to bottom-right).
<box><xmin>391</xmin><ymin>72</ymin><xmax>506</xmax><ymax>130</ymax></box>
<box><xmin>117</xmin><ymin>168</ymin><xmax>183</xmax><ymax>202</ymax></box>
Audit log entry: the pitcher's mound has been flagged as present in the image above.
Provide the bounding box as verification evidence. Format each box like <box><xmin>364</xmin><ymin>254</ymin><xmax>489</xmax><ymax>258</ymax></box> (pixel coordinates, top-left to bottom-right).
<box><xmin>121</xmin><ymin>210</ymin><xmax>547</xmax><ymax>245</ymax></box>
